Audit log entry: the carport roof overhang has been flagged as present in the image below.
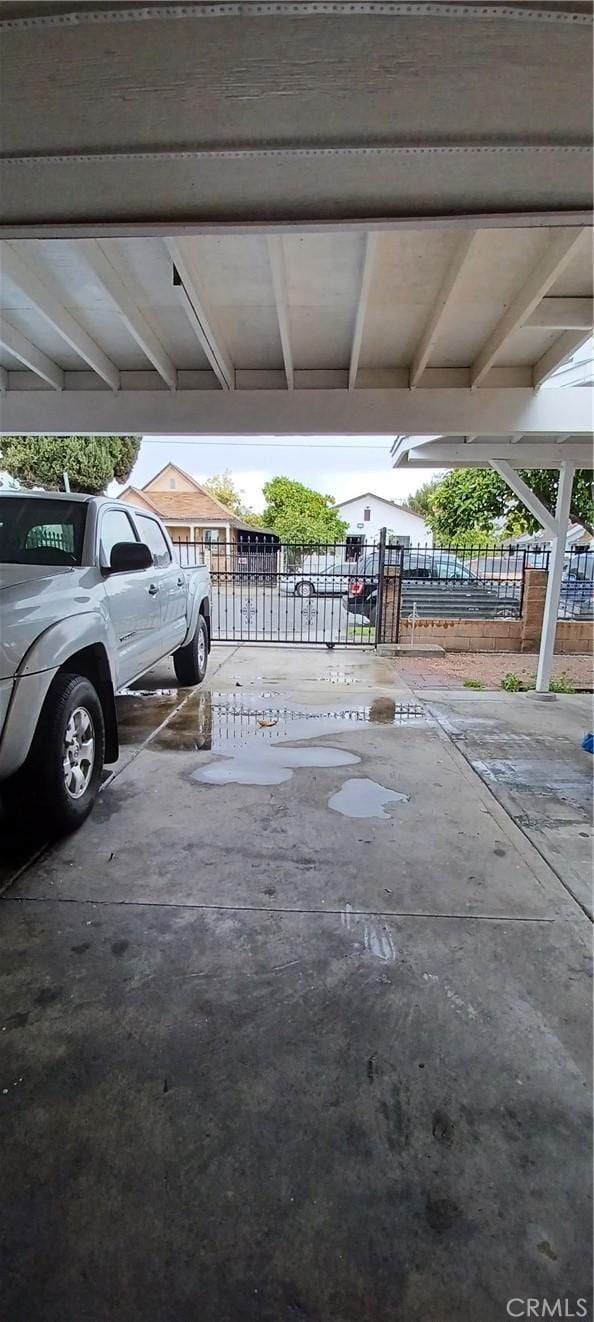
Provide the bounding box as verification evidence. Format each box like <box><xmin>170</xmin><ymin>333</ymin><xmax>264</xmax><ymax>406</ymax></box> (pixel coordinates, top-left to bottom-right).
<box><xmin>0</xmin><ymin>1</ymin><xmax>592</xmax><ymax>436</ymax></box>
<box><xmin>390</xmin><ymin>433</ymin><xmax>594</xmax><ymax>469</ymax></box>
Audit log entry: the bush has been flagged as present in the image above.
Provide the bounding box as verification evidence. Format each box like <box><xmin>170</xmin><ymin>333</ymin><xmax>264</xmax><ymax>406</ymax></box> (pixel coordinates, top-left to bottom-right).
<box><xmin>501</xmin><ymin>671</ymin><xmax>576</xmax><ymax>694</ymax></box>
<box><xmin>549</xmin><ymin>675</ymin><xmax>575</xmax><ymax>694</ymax></box>
<box><xmin>501</xmin><ymin>672</ymin><xmax>530</xmax><ymax>692</ymax></box>
<box><xmin>463</xmin><ymin>678</ymin><xmax>486</xmax><ymax>690</ymax></box>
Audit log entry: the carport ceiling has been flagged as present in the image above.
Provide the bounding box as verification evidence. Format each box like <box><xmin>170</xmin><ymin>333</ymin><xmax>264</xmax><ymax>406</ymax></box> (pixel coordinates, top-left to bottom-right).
<box><xmin>0</xmin><ymin>0</ymin><xmax>592</xmax><ymax>436</ymax></box>
<box><xmin>0</xmin><ymin>225</ymin><xmax>593</xmax><ymax>434</ymax></box>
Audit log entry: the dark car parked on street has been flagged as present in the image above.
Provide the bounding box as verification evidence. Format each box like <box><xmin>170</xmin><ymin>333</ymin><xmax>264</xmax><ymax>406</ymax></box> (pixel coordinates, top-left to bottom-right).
<box><xmin>343</xmin><ymin>548</ymin><xmax>518</xmax><ymax>625</ymax></box>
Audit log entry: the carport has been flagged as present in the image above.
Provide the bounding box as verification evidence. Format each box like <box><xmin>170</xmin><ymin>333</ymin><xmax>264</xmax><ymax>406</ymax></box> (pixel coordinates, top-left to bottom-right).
<box><xmin>0</xmin><ymin>4</ymin><xmax>592</xmax><ymax>1321</ymax></box>
<box><xmin>1</xmin><ymin>5</ymin><xmax>592</xmax><ymax>459</ymax></box>
<box><xmin>391</xmin><ymin>432</ymin><xmax>594</xmax><ymax>691</ymax></box>
<box><xmin>1</xmin><ymin>3</ymin><xmax>592</xmax><ymax>686</ymax></box>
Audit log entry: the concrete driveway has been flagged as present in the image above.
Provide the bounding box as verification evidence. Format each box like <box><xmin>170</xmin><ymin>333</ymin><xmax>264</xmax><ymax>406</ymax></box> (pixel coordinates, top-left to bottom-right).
<box><xmin>1</xmin><ymin>647</ymin><xmax>591</xmax><ymax>1322</ymax></box>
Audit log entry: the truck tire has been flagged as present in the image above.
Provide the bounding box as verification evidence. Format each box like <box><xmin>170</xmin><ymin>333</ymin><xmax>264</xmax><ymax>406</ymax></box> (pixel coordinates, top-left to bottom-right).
<box><xmin>173</xmin><ymin>614</ymin><xmax>209</xmax><ymax>686</ymax></box>
<box><xmin>27</xmin><ymin>673</ymin><xmax>105</xmax><ymax>835</ymax></box>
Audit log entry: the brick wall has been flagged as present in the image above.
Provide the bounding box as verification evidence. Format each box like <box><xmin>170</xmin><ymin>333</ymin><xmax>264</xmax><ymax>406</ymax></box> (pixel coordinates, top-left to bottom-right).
<box><xmin>555</xmin><ymin>621</ymin><xmax>594</xmax><ymax>655</ymax></box>
<box><xmin>399</xmin><ymin>618</ymin><xmax>523</xmax><ymax>652</ymax></box>
<box><xmin>520</xmin><ymin>568</ymin><xmax>547</xmax><ymax>653</ymax></box>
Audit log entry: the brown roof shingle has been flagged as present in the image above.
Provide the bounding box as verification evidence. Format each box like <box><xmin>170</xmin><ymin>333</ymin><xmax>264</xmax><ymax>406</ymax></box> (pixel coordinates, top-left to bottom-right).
<box><xmin>120</xmin><ymin>462</ymin><xmax>259</xmax><ymax>530</ymax></box>
<box><xmin>139</xmin><ymin>491</ymin><xmax>237</xmax><ymax>522</ymax></box>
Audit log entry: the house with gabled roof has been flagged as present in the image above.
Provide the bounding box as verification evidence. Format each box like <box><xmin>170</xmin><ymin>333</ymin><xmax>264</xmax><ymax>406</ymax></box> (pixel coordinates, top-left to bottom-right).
<box><xmin>334</xmin><ymin>491</ymin><xmax>432</xmax><ymax>556</ymax></box>
<box><xmin>119</xmin><ymin>461</ymin><xmax>259</xmax><ymax>547</ymax></box>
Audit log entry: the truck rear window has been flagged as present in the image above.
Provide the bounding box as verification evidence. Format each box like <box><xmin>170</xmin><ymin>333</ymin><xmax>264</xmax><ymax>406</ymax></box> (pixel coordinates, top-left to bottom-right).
<box><xmin>0</xmin><ymin>496</ymin><xmax>87</xmax><ymax>566</ymax></box>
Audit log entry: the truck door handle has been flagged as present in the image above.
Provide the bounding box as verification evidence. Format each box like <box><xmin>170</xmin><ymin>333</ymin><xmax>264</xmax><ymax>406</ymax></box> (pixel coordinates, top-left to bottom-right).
<box><xmin>176</xmin><ymin>577</ymin><xmax>184</xmax><ymax>587</ymax></box>
<box><xmin>147</xmin><ymin>584</ymin><xmax>159</xmax><ymax>596</ymax></box>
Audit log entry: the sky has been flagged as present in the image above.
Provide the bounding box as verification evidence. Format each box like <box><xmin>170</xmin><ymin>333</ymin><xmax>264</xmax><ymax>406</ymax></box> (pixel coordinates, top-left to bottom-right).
<box><xmin>119</xmin><ymin>435</ymin><xmax>439</xmax><ymax>511</ymax></box>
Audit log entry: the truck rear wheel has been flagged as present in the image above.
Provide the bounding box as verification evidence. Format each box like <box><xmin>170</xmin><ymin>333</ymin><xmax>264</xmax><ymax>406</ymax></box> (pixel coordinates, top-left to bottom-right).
<box><xmin>28</xmin><ymin>673</ymin><xmax>105</xmax><ymax>835</ymax></box>
<box><xmin>173</xmin><ymin>615</ymin><xmax>209</xmax><ymax>686</ymax></box>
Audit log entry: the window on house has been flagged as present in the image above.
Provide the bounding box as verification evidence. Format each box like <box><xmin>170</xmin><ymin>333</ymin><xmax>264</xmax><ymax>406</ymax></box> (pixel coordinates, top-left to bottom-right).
<box><xmin>363</xmin><ymin>507</ymin><xmax>371</xmax><ymax>522</ymax></box>
<box><xmin>169</xmin><ymin>477</ymin><xmax>176</xmax><ymax>489</ymax></box>
<box><xmin>204</xmin><ymin>528</ymin><xmax>220</xmax><ymax>544</ymax></box>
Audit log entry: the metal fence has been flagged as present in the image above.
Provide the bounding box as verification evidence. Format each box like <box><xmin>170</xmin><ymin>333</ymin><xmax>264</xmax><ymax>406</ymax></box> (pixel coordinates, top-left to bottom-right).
<box><xmin>175</xmin><ymin>538</ymin><xmax>381</xmax><ymax>646</ymax></box>
<box><xmin>171</xmin><ymin>533</ymin><xmax>594</xmax><ymax>644</ymax></box>
<box><xmin>559</xmin><ymin>547</ymin><xmax>594</xmax><ymax>620</ymax></box>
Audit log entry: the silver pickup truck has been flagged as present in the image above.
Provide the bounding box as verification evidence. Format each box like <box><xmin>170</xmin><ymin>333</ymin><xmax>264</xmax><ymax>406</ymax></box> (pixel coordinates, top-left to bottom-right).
<box><xmin>0</xmin><ymin>490</ymin><xmax>210</xmax><ymax>833</ymax></box>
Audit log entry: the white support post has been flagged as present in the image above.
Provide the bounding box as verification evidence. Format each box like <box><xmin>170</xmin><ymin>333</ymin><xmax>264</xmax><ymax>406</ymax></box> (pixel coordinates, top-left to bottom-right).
<box><xmin>536</xmin><ymin>461</ymin><xmax>575</xmax><ymax>693</ymax></box>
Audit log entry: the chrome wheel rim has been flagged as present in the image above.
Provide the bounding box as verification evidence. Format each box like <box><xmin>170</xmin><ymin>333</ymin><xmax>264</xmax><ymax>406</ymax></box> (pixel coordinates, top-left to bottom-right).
<box><xmin>63</xmin><ymin>706</ymin><xmax>95</xmax><ymax>799</ymax></box>
<box><xmin>197</xmin><ymin>626</ymin><xmax>206</xmax><ymax>672</ymax></box>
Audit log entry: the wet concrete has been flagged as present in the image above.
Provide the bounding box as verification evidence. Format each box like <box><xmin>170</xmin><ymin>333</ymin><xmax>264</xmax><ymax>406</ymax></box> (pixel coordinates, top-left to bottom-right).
<box><xmin>328</xmin><ymin>777</ymin><xmax>410</xmax><ymax>818</ymax></box>
<box><xmin>192</xmin><ymin>743</ymin><xmax>360</xmax><ymax>787</ymax></box>
<box><xmin>428</xmin><ymin>693</ymin><xmax>594</xmax><ymax>918</ymax></box>
<box><xmin>1</xmin><ymin>646</ymin><xmax>592</xmax><ymax>1321</ymax></box>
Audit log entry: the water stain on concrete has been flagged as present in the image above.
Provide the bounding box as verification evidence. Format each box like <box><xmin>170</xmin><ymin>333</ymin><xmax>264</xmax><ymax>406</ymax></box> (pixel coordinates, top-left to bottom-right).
<box><xmin>363</xmin><ymin>920</ymin><xmax>397</xmax><ymax>961</ymax></box>
<box><xmin>425</xmin><ymin>1193</ymin><xmax>460</xmax><ymax>1234</ymax></box>
<box><xmin>35</xmin><ymin>987</ymin><xmax>61</xmax><ymax>1007</ymax></box>
<box><xmin>328</xmin><ymin>778</ymin><xmax>410</xmax><ymax>819</ymax></box>
<box><xmin>537</xmin><ymin>1239</ymin><xmax>558</xmax><ymax>1262</ymax></box>
<box><xmin>340</xmin><ymin>904</ymin><xmax>397</xmax><ymax>962</ymax></box>
<box><xmin>192</xmin><ymin>745</ymin><xmax>359</xmax><ymax>787</ymax></box>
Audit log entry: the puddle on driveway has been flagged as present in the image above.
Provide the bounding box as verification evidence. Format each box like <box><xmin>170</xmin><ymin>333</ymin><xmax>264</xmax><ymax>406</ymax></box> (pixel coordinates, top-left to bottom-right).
<box><xmin>194</xmin><ymin>745</ymin><xmax>359</xmax><ymax>786</ymax></box>
<box><xmin>116</xmin><ymin>690</ymin><xmax>429</xmax><ymax>751</ymax></box>
<box><xmin>328</xmin><ymin>778</ymin><xmax>410</xmax><ymax>819</ymax></box>
<box><xmin>115</xmin><ymin>690</ymin><xmax>184</xmax><ymax>745</ymax></box>
<box><xmin>115</xmin><ymin>688</ymin><xmax>425</xmax><ymax>801</ymax></box>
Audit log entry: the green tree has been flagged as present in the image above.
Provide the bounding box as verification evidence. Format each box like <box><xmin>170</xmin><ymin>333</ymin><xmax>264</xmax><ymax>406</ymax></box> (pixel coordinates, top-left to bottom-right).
<box><xmin>202</xmin><ymin>469</ymin><xmax>263</xmax><ymax>526</ymax></box>
<box><xmin>261</xmin><ymin>476</ymin><xmax>348</xmax><ymax>546</ymax></box>
<box><xmin>404</xmin><ymin>475</ymin><xmax>444</xmax><ymax>521</ymax></box>
<box><xmin>0</xmin><ymin>436</ymin><xmax>140</xmax><ymax>494</ymax></box>
<box><xmin>202</xmin><ymin>470</ymin><xmax>246</xmax><ymax>515</ymax></box>
<box><xmin>514</xmin><ymin>468</ymin><xmax>593</xmax><ymax>534</ymax></box>
<box><xmin>422</xmin><ymin>466</ymin><xmax>593</xmax><ymax>546</ymax></box>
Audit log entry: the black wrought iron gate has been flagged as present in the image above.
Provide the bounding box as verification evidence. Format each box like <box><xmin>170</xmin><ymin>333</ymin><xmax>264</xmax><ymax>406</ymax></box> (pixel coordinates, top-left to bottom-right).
<box><xmin>174</xmin><ymin>531</ymin><xmax>528</xmax><ymax>646</ymax></box>
<box><xmin>175</xmin><ymin>536</ymin><xmax>382</xmax><ymax>646</ymax></box>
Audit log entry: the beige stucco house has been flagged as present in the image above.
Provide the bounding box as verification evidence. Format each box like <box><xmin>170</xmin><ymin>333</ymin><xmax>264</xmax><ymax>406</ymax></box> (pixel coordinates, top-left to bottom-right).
<box><xmin>119</xmin><ymin>461</ymin><xmax>255</xmax><ymax>548</ymax></box>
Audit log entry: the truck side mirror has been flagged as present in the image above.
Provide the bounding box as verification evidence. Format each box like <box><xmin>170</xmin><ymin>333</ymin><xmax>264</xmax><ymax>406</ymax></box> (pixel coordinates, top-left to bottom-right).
<box><xmin>109</xmin><ymin>541</ymin><xmax>153</xmax><ymax>573</ymax></box>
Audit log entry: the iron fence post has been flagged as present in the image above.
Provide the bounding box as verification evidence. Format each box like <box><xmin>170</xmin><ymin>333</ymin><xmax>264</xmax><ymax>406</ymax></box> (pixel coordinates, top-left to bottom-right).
<box><xmin>519</xmin><ymin>548</ymin><xmax>527</xmax><ymax>616</ymax></box>
<box><xmin>374</xmin><ymin>526</ymin><xmax>387</xmax><ymax>648</ymax></box>
<box><xmin>395</xmin><ymin>544</ymin><xmax>404</xmax><ymax>643</ymax></box>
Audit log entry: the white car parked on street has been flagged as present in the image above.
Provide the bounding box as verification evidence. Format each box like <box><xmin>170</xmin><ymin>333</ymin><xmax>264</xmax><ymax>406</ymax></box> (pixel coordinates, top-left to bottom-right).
<box><xmin>281</xmin><ymin>561</ymin><xmax>353</xmax><ymax>598</ymax></box>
